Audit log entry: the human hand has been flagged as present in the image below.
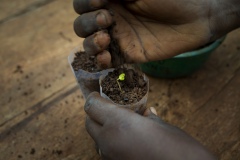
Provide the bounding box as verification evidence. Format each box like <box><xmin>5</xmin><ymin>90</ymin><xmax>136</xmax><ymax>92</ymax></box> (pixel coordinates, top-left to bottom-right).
<box><xmin>84</xmin><ymin>92</ymin><xmax>217</xmax><ymax>160</ymax></box>
<box><xmin>73</xmin><ymin>0</ymin><xmax>231</xmax><ymax>67</ymax></box>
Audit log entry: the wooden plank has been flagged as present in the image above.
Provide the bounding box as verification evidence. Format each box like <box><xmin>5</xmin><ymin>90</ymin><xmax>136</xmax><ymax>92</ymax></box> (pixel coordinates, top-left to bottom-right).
<box><xmin>0</xmin><ymin>0</ymin><xmax>82</xmax><ymax>124</ymax></box>
<box><xmin>182</xmin><ymin>68</ymin><xmax>240</xmax><ymax>158</ymax></box>
<box><xmin>146</xmin><ymin>30</ymin><xmax>240</xmax><ymax>159</ymax></box>
<box><xmin>0</xmin><ymin>1</ymin><xmax>99</xmax><ymax>159</ymax></box>
<box><xmin>147</xmin><ymin>29</ymin><xmax>240</xmax><ymax>127</ymax></box>
<box><xmin>0</xmin><ymin>0</ymin><xmax>239</xmax><ymax>159</ymax></box>
<box><xmin>220</xmin><ymin>141</ymin><xmax>240</xmax><ymax>160</ymax></box>
<box><xmin>0</xmin><ymin>0</ymin><xmax>56</xmax><ymax>22</ymax></box>
<box><xmin>0</xmin><ymin>83</ymin><xmax>100</xmax><ymax>160</ymax></box>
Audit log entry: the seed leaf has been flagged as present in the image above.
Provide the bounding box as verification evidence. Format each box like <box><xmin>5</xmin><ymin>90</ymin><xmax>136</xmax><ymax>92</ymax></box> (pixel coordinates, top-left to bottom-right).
<box><xmin>118</xmin><ymin>73</ymin><xmax>125</xmax><ymax>81</ymax></box>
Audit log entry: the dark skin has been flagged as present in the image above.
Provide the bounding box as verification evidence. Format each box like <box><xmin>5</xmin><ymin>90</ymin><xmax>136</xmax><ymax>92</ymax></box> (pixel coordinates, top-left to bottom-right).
<box><xmin>85</xmin><ymin>92</ymin><xmax>216</xmax><ymax>160</ymax></box>
<box><xmin>73</xmin><ymin>0</ymin><xmax>240</xmax><ymax>159</ymax></box>
<box><xmin>73</xmin><ymin>0</ymin><xmax>240</xmax><ymax>67</ymax></box>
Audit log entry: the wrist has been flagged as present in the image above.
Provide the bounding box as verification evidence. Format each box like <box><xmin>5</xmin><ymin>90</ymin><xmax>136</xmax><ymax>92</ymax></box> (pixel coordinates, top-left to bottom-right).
<box><xmin>209</xmin><ymin>0</ymin><xmax>240</xmax><ymax>40</ymax></box>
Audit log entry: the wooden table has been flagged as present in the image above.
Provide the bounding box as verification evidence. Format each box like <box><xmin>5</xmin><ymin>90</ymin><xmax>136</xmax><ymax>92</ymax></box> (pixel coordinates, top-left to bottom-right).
<box><xmin>0</xmin><ymin>0</ymin><xmax>239</xmax><ymax>159</ymax></box>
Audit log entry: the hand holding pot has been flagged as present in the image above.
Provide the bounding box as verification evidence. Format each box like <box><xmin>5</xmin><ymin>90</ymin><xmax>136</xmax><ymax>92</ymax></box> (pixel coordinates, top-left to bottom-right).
<box><xmin>84</xmin><ymin>92</ymin><xmax>216</xmax><ymax>160</ymax></box>
<box><xmin>73</xmin><ymin>0</ymin><xmax>240</xmax><ymax>67</ymax></box>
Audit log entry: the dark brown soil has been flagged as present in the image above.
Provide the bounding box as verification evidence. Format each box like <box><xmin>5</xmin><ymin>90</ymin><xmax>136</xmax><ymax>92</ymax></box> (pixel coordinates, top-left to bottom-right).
<box><xmin>71</xmin><ymin>51</ymin><xmax>100</xmax><ymax>72</ymax></box>
<box><xmin>72</xmin><ymin>24</ymin><xmax>124</xmax><ymax>72</ymax></box>
<box><xmin>101</xmin><ymin>68</ymin><xmax>147</xmax><ymax>105</ymax></box>
<box><xmin>107</xmin><ymin>24</ymin><xmax>125</xmax><ymax>67</ymax></box>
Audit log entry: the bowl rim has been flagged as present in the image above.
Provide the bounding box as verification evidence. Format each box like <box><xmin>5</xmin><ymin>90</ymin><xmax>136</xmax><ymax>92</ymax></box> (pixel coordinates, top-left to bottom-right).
<box><xmin>174</xmin><ymin>36</ymin><xmax>226</xmax><ymax>58</ymax></box>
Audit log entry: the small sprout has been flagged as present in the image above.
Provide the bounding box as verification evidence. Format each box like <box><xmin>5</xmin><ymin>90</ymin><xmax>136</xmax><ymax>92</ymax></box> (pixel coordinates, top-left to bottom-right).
<box><xmin>117</xmin><ymin>73</ymin><xmax>125</xmax><ymax>92</ymax></box>
<box><xmin>118</xmin><ymin>73</ymin><xmax>125</xmax><ymax>81</ymax></box>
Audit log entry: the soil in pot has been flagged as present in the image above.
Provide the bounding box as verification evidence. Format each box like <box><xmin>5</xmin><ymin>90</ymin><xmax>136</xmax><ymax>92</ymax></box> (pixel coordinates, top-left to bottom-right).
<box><xmin>70</xmin><ymin>51</ymin><xmax>113</xmax><ymax>99</ymax></box>
<box><xmin>71</xmin><ymin>51</ymin><xmax>100</xmax><ymax>73</ymax></box>
<box><xmin>107</xmin><ymin>24</ymin><xmax>125</xmax><ymax>67</ymax></box>
<box><xmin>101</xmin><ymin>68</ymin><xmax>148</xmax><ymax>105</ymax></box>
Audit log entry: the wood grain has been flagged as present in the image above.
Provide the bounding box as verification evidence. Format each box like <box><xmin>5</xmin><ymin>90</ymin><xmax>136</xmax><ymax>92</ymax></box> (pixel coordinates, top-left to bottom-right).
<box><xmin>0</xmin><ymin>0</ymin><xmax>239</xmax><ymax>159</ymax></box>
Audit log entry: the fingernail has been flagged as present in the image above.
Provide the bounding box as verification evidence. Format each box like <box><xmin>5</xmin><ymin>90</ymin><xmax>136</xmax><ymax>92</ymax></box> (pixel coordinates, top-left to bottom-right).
<box><xmin>150</xmin><ymin>107</ymin><xmax>157</xmax><ymax>115</ymax></box>
<box><xmin>96</xmin><ymin>12</ymin><xmax>107</xmax><ymax>27</ymax></box>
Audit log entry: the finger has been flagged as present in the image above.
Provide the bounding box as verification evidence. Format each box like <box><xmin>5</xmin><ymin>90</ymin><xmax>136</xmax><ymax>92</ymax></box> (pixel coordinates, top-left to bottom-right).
<box><xmin>74</xmin><ymin>9</ymin><xmax>113</xmax><ymax>38</ymax></box>
<box><xmin>143</xmin><ymin>107</ymin><xmax>166</xmax><ymax>124</ymax></box>
<box><xmin>85</xmin><ymin>116</ymin><xmax>102</xmax><ymax>142</ymax></box>
<box><xmin>73</xmin><ymin>0</ymin><xmax>108</xmax><ymax>14</ymax></box>
<box><xmin>96</xmin><ymin>50</ymin><xmax>112</xmax><ymax>69</ymax></box>
<box><xmin>95</xmin><ymin>144</ymin><xmax>102</xmax><ymax>157</ymax></box>
<box><xmin>83</xmin><ymin>30</ymin><xmax>110</xmax><ymax>55</ymax></box>
<box><xmin>143</xmin><ymin>107</ymin><xmax>157</xmax><ymax>116</ymax></box>
<box><xmin>84</xmin><ymin>92</ymin><xmax>115</xmax><ymax>125</ymax></box>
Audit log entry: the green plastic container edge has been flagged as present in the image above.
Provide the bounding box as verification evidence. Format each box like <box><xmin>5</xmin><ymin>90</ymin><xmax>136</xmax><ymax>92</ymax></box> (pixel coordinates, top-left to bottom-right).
<box><xmin>140</xmin><ymin>36</ymin><xmax>226</xmax><ymax>78</ymax></box>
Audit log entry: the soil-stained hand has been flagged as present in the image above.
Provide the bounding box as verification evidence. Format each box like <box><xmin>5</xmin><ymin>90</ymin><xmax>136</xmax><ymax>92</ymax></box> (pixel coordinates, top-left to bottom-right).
<box><xmin>84</xmin><ymin>92</ymin><xmax>217</xmax><ymax>160</ymax></box>
<box><xmin>73</xmin><ymin>0</ymin><xmax>232</xmax><ymax>67</ymax></box>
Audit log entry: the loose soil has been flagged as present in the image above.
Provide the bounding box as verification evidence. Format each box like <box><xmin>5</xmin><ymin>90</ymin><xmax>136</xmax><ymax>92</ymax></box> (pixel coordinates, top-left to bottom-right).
<box><xmin>107</xmin><ymin>24</ymin><xmax>125</xmax><ymax>67</ymax></box>
<box><xmin>71</xmin><ymin>51</ymin><xmax>100</xmax><ymax>73</ymax></box>
<box><xmin>101</xmin><ymin>68</ymin><xmax>147</xmax><ymax>105</ymax></box>
<box><xmin>72</xmin><ymin>24</ymin><xmax>125</xmax><ymax>72</ymax></box>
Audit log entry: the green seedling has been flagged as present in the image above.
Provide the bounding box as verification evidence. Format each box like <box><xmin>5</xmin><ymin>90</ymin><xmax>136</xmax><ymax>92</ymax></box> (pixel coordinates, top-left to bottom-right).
<box><xmin>117</xmin><ymin>73</ymin><xmax>125</xmax><ymax>92</ymax></box>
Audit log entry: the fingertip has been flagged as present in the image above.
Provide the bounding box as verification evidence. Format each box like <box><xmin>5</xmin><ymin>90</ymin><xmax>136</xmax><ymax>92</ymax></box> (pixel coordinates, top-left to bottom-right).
<box><xmin>96</xmin><ymin>10</ymin><xmax>113</xmax><ymax>28</ymax></box>
<box><xmin>73</xmin><ymin>16</ymin><xmax>85</xmax><ymax>38</ymax></box>
<box><xmin>74</xmin><ymin>9</ymin><xmax>113</xmax><ymax>38</ymax></box>
<box><xmin>88</xmin><ymin>91</ymin><xmax>101</xmax><ymax>98</ymax></box>
<box><xmin>143</xmin><ymin>107</ymin><xmax>157</xmax><ymax>117</ymax></box>
<box><xmin>73</xmin><ymin>0</ymin><xmax>81</xmax><ymax>14</ymax></box>
<box><xmin>83</xmin><ymin>31</ymin><xmax>110</xmax><ymax>55</ymax></box>
<box><xmin>73</xmin><ymin>0</ymin><xmax>108</xmax><ymax>14</ymax></box>
<box><xmin>97</xmin><ymin>50</ymin><xmax>112</xmax><ymax>69</ymax></box>
<box><xmin>150</xmin><ymin>107</ymin><xmax>157</xmax><ymax>115</ymax></box>
<box><xmin>95</xmin><ymin>31</ymin><xmax>111</xmax><ymax>50</ymax></box>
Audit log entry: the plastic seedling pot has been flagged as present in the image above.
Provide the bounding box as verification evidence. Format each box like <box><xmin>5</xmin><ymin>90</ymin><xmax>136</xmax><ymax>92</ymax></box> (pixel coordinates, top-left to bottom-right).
<box><xmin>68</xmin><ymin>49</ymin><xmax>113</xmax><ymax>99</ymax></box>
<box><xmin>99</xmin><ymin>70</ymin><xmax>149</xmax><ymax>115</ymax></box>
<box><xmin>140</xmin><ymin>36</ymin><xmax>226</xmax><ymax>78</ymax></box>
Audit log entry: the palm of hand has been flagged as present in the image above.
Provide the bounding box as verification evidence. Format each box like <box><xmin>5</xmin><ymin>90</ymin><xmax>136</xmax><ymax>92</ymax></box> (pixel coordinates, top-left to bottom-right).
<box><xmin>109</xmin><ymin>0</ymin><xmax>212</xmax><ymax>63</ymax></box>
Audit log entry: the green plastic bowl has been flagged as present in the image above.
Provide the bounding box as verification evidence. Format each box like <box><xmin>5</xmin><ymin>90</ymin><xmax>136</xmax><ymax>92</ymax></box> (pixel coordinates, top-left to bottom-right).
<box><xmin>140</xmin><ymin>37</ymin><xmax>225</xmax><ymax>78</ymax></box>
